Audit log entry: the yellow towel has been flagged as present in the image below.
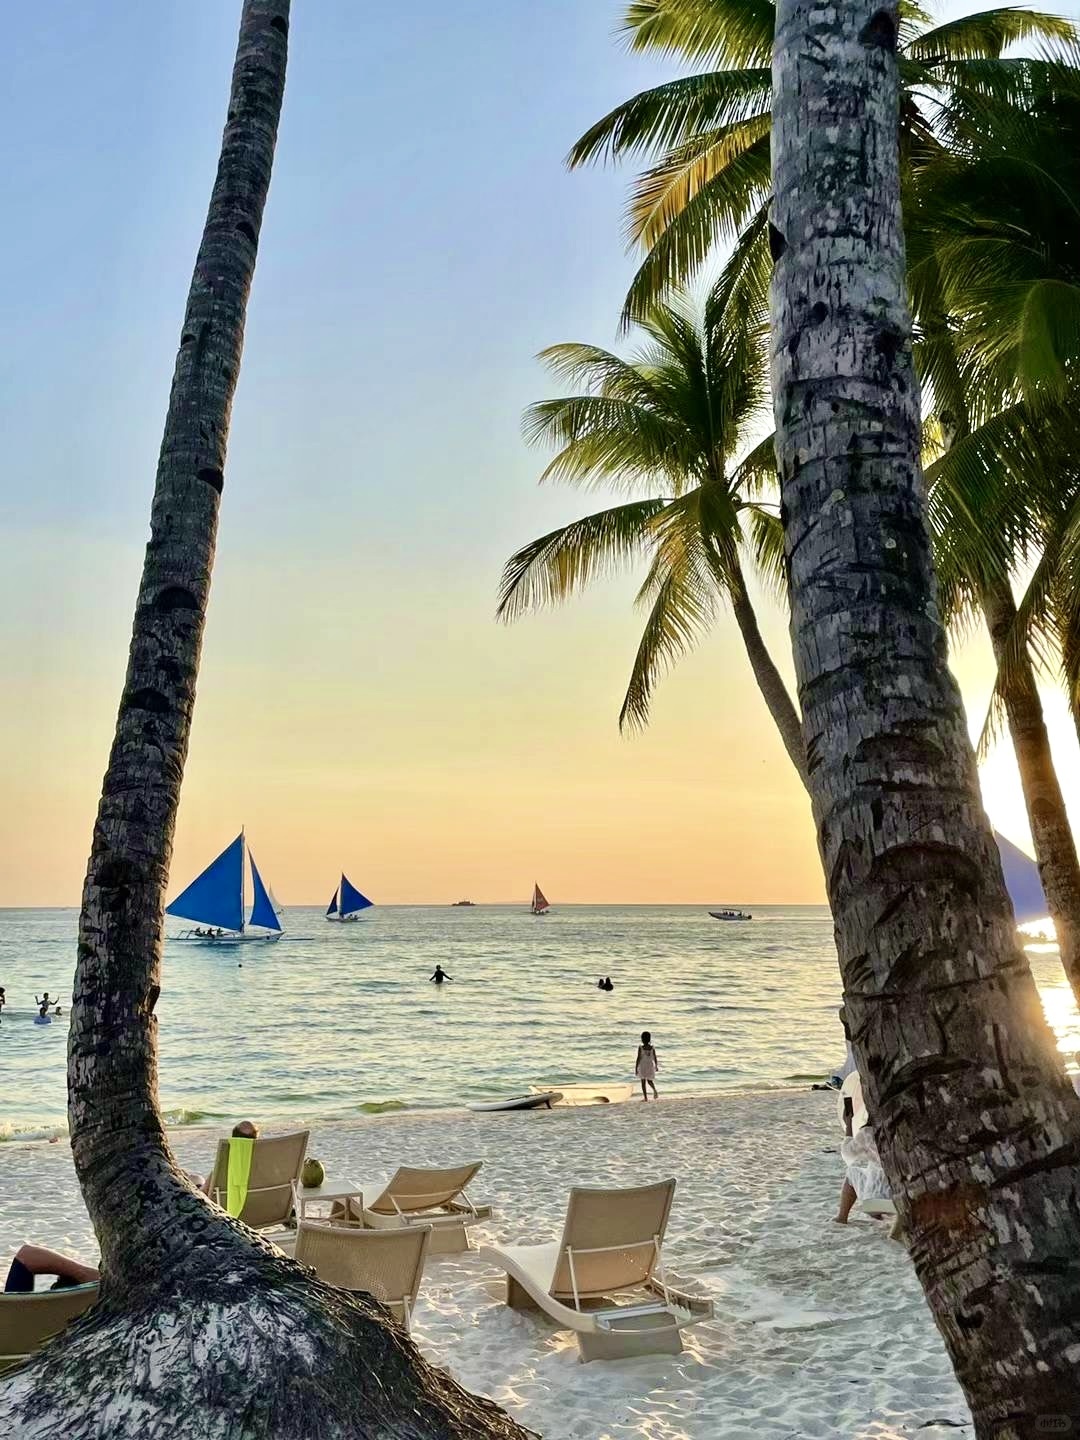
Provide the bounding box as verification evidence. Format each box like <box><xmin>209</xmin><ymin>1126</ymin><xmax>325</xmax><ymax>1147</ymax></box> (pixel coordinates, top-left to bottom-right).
<box><xmin>226</xmin><ymin>1137</ymin><xmax>255</xmax><ymax>1218</ymax></box>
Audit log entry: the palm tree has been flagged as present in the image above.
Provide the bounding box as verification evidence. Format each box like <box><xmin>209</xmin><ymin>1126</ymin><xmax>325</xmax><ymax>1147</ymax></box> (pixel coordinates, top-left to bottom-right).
<box><xmin>571</xmin><ymin>0</ymin><xmax>1076</xmax><ymax>323</ymax></box>
<box><xmin>0</xmin><ymin>6</ymin><xmax>527</xmax><ymax>1437</ymax></box>
<box><xmin>907</xmin><ymin>70</ymin><xmax>1080</xmax><ymax>995</ymax></box>
<box><xmin>498</xmin><ymin>278</ymin><xmax>807</xmax><ymax>779</ymax></box>
<box><xmin>771</xmin><ymin>0</ymin><xmax>1080</xmax><ymax>1424</ymax></box>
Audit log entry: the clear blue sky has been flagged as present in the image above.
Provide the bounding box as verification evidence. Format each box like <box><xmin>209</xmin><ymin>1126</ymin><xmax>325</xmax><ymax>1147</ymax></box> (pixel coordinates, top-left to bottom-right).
<box><xmin>5</xmin><ymin>1</ymin><xmax>1080</xmax><ymax>905</ymax></box>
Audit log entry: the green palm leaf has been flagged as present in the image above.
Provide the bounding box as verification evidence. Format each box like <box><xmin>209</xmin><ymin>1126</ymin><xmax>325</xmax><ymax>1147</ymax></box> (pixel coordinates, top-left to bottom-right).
<box><xmin>622</xmin><ymin>0</ymin><xmax>775</xmax><ymax>68</ymax></box>
<box><xmin>496</xmin><ymin>499</ymin><xmax>670</xmax><ymax>620</ymax></box>
<box><xmin>906</xmin><ymin>7</ymin><xmax>1076</xmax><ymax>62</ymax></box>
<box><xmin>621</xmin><ymin>133</ymin><xmax>772</xmax><ymax>323</ymax></box>
<box><xmin>568</xmin><ymin>69</ymin><xmax>771</xmax><ymax>168</ymax></box>
<box><xmin>620</xmin><ymin>543</ymin><xmax>719</xmax><ymax>730</ymax></box>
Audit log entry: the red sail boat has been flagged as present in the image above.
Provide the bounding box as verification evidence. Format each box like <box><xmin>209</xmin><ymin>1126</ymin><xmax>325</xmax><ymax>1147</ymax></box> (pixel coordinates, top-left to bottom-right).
<box><xmin>530</xmin><ymin>882</ymin><xmax>550</xmax><ymax>915</ymax></box>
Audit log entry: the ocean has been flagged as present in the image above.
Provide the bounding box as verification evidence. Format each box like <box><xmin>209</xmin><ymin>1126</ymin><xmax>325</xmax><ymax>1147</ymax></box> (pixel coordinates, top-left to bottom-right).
<box><xmin>2</xmin><ymin>904</ymin><xmax>1077</xmax><ymax>1138</ymax></box>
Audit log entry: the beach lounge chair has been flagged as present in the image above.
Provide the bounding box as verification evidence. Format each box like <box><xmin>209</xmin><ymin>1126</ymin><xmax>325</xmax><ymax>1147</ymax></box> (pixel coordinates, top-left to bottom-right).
<box><xmin>207</xmin><ymin>1128</ymin><xmax>309</xmax><ymax>1233</ymax></box>
<box><xmin>481</xmin><ymin>1179</ymin><xmax>713</xmax><ymax>1362</ymax></box>
<box><xmin>293</xmin><ymin>1221</ymin><xmax>431</xmax><ymax>1332</ymax></box>
<box><xmin>0</xmin><ymin>1283</ymin><xmax>99</xmax><ymax>1373</ymax></box>
<box><xmin>353</xmin><ymin>1162</ymin><xmax>491</xmax><ymax>1254</ymax></box>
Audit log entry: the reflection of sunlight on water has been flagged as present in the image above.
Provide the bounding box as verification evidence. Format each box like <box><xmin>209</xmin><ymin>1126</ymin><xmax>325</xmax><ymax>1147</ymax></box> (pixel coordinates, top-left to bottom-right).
<box><xmin>1030</xmin><ymin>948</ymin><xmax>1080</xmax><ymax>1072</ymax></box>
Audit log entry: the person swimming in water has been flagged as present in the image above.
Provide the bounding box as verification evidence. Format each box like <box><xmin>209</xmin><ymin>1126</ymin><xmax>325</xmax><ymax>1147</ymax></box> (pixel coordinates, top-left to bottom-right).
<box><xmin>35</xmin><ymin>992</ymin><xmax>55</xmax><ymax>1018</ymax></box>
<box><xmin>430</xmin><ymin>965</ymin><xmax>452</xmax><ymax>985</ymax></box>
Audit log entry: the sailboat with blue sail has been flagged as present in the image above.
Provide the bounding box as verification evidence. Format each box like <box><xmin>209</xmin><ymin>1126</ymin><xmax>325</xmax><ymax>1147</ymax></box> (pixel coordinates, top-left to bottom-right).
<box><xmin>166</xmin><ymin>832</ymin><xmax>283</xmax><ymax>944</ymax></box>
<box><xmin>326</xmin><ymin>874</ymin><xmax>374</xmax><ymax>923</ymax></box>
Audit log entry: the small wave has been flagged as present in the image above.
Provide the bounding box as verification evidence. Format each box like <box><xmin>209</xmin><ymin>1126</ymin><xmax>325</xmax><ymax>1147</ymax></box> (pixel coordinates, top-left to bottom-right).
<box><xmin>0</xmin><ymin>1121</ymin><xmax>68</xmax><ymax>1144</ymax></box>
<box><xmin>160</xmin><ymin>1107</ymin><xmax>217</xmax><ymax>1126</ymax></box>
<box><xmin>356</xmin><ymin>1100</ymin><xmax>408</xmax><ymax>1114</ymax></box>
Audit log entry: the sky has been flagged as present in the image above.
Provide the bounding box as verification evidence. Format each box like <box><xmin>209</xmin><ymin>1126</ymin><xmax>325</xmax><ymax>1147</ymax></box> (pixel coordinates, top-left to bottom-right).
<box><xmin>3</xmin><ymin>0</ymin><xmax>1080</xmax><ymax>907</ymax></box>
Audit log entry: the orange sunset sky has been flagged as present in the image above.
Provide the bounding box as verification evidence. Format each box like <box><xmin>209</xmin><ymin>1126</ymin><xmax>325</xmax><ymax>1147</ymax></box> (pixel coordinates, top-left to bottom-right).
<box><xmin>4</xmin><ymin>1</ymin><xmax>1079</xmax><ymax>907</ymax></box>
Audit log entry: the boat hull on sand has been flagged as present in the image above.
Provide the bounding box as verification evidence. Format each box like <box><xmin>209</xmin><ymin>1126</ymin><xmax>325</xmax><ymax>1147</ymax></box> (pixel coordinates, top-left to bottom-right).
<box><xmin>470</xmin><ymin>1092</ymin><xmax>563</xmax><ymax>1112</ymax></box>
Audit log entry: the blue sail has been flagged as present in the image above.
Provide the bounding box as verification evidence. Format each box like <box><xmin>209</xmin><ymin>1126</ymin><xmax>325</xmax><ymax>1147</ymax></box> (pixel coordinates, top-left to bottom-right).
<box><xmin>340</xmin><ymin>874</ymin><xmax>373</xmax><ymax>918</ymax></box>
<box><xmin>995</xmin><ymin>830</ymin><xmax>1048</xmax><ymax>926</ymax></box>
<box><xmin>248</xmin><ymin>849</ymin><xmax>283</xmax><ymax>932</ymax></box>
<box><xmin>326</xmin><ymin>892</ymin><xmax>339</xmax><ymax>916</ymax></box>
<box><xmin>166</xmin><ymin>835</ymin><xmax>244</xmax><ymax>932</ymax></box>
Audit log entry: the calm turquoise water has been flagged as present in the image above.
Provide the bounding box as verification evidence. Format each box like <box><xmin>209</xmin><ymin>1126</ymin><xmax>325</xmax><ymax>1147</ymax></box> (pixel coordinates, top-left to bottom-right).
<box><xmin>2</xmin><ymin>905</ymin><xmax>1077</xmax><ymax>1136</ymax></box>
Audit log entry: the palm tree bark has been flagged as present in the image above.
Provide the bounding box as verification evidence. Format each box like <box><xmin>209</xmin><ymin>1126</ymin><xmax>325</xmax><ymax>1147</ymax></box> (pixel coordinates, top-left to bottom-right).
<box><xmin>0</xmin><ymin>6</ymin><xmax>530</xmax><ymax>1437</ymax></box>
<box><xmin>728</xmin><ymin>556</ymin><xmax>809</xmax><ymax>784</ymax></box>
<box><xmin>771</xmin><ymin>0</ymin><xmax>1080</xmax><ymax>1433</ymax></box>
<box><xmin>981</xmin><ymin>576</ymin><xmax>1080</xmax><ymax>997</ymax></box>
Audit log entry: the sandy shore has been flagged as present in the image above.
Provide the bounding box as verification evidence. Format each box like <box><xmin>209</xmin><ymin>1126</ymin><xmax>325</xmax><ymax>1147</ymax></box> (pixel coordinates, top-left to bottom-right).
<box><xmin>0</xmin><ymin>1091</ymin><xmax>971</xmax><ymax>1438</ymax></box>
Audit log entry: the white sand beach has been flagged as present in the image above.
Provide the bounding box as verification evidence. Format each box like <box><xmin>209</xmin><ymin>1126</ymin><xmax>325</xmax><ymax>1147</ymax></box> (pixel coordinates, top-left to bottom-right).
<box><xmin>0</xmin><ymin>1090</ymin><xmax>972</xmax><ymax>1438</ymax></box>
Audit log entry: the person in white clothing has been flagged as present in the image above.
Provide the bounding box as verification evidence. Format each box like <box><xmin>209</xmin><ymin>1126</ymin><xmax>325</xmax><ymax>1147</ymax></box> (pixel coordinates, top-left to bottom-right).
<box><xmin>834</xmin><ymin>1072</ymin><xmax>891</xmax><ymax>1224</ymax></box>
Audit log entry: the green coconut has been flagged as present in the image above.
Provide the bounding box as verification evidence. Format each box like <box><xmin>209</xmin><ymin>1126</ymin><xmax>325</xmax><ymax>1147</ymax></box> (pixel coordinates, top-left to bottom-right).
<box><xmin>301</xmin><ymin>1157</ymin><xmax>325</xmax><ymax>1189</ymax></box>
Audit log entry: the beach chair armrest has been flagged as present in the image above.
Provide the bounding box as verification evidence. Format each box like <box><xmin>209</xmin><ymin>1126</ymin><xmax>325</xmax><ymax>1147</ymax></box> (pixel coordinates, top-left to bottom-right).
<box><xmin>444</xmin><ymin>1198</ymin><xmax>492</xmax><ymax>1221</ymax></box>
<box><xmin>646</xmin><ymin>1274</ymin><xmax>714</xmax><ymax>1319</ymax></box>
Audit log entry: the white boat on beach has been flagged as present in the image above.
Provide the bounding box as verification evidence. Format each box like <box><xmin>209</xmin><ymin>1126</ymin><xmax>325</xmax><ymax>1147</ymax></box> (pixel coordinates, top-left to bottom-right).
<box><xmin>530</xmin><ymin>882</ymin><xmax>550</xmax><ymax>915</ymax></box>
<box><xmin>166</xmin><ymin>831</ymin><xmax>283</xmax><ymax>944</ymax></box>
<box><xmin>325</xmin><ymin>874</ymin><xmax>374</xmax><ymax>923</ymax></box>
<box><xmin>529</xmin><ymin>1083</ymin><xmax>634</xmax><ymax>1107</ymax></box>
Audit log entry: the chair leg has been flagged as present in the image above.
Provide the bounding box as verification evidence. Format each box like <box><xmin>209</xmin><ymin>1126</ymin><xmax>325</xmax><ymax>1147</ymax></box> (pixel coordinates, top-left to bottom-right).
<box><xmin>576</xmin><ymin>1323</ymin><xmax>683</xmax><ymax>1363</ymax></box>
<box><xmin>506</xmin><ymin>1276</ymin><xmax>540</xmax><ymax>1311</ymax></box>
<box><xmin>427</xmin><ymin>1222</ymin><xmax>470</xmax><ymax>1255</ymax></box>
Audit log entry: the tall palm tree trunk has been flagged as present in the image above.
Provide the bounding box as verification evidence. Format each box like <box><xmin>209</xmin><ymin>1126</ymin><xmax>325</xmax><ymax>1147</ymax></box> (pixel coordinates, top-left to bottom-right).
<box><xmin>67</xmin><ymin>0</ymin><xmax>290</xmax><ymax>1271</ymax></box>
<box><xmin>771</xmin><ymin>0</ymin><xmax>1080</xmax><ymax>1430</ymax></box>
<box><xmin>728</xmin><ymin>555</ymin><xmax>809</xmax><ymax>784</ymax></box>
<box><xmin>981</xmin><ymin>576</ymin><xmax>1080</xmax><ymax>997</ymax></box>
<box><xmin>0</xmin><ymin>6</ymin><xmax>529</xmax><ymax>1436</ymax></box>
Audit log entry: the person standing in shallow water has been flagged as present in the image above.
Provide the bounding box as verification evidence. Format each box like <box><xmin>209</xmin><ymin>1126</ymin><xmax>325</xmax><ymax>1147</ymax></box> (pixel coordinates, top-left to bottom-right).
<box><xmin>430</xmin><ymin>964</ymin><xmax>451</xmax><ymax>985</ymax></box>
<box><xmin>635</xmin><ymin>1031</ymin><xmax>659</xmax><ymax>1100</ymax></box>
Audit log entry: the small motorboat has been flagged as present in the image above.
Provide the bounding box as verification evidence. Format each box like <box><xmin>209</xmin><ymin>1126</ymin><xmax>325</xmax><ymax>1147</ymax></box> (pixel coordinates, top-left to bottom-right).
<box><xmin>709</xmin><ymin>909</ymin><xmax>752</xmax><ymax>921</ymax></box>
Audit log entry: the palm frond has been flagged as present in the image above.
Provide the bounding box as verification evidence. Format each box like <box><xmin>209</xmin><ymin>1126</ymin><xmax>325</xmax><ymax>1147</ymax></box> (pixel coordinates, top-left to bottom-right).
<box><xmin>619</xmin><ymin>544</ymin><xmax>719</xmax><ymax>730</ymax></box>
<box><xmin>524</xmin><ymin>395</ymin><xmax>696</xmax><ymax>492</ymax></box>
<box><xmin>627</xmin><ymin>114</ymin><xmax>772</xmax><ymax>250</ymax></box>
<box><xmin>496</xmin><ymin>499</ymin><xmax>669</xmax><ymax>621</ymax></box>
<box><xmin>706</xmin><ymin>201</ymin><xmax>773</xmax><ymax>330</ymax></box>
<box><xmin>620</xmin><ymin>133</ymin><xmax>772</xmax><ymax>323</ymax></box>
<box><xmin>1018</xmin><ymin>279</ymin><xmax>1080</xmax><ymax>398</ymax></box>
<box><xmin>906</xmin><ymin>7</ymin><xmax>1077</xmax><ymax>63</ymax></box>
<box><xmin>621</xmin><ymin>0</ymin><xmax>775</xmax><ymax>68</ymax></box>
<box><xmin>744</xmin><ymin>504</ymin><xmax>788</xmax><ymax>605</ymax></box>
<box><xmin>567</xmin><ymin>69</ymin><xmax>771</xmax><ymax>169</ymax></box>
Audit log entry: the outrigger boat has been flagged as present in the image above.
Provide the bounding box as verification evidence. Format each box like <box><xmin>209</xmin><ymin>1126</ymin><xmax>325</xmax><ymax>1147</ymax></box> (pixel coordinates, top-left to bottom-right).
<box><xmin>530</xmin><ymin>883</ymin><xmax>550</xmax><ymax>915</ymax></box>
<box><xmin>166</xmin><ymin>832</ymin><xmax>283</xmax><ymax>944</ymax></box>
<box><xmin>326</xmin><ymin>874</ymin><xmax>374</xmax><ymax>922</ymax></box>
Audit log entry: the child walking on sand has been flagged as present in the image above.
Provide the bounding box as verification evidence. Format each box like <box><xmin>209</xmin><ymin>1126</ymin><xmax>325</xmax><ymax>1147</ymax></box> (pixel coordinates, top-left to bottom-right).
<box><xmin>635</xmin><ymin>1031</ymin><xmax>659</xmax><ymax>1100</ymax></box>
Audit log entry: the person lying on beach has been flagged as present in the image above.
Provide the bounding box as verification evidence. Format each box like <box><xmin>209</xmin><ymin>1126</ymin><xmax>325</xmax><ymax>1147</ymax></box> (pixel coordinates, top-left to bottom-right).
<box><xmin>430</xmin><ymin>965</ymin><xmax>451</xmax><ymax>985</ymax></box>
<box><xmin>4</xmin><ymin>1244</ymin><xmax>99</xmax><ymax>1293</ymax></box>
<box><xmin>835</xmin><ymin>1074</ymin><xmax>891</xmax><ymax>1224</ymax></box>
<box><xmin>635</xmin><ymin>1031</ymin><xmax>659</xmax><ymax>1100</ymax></box>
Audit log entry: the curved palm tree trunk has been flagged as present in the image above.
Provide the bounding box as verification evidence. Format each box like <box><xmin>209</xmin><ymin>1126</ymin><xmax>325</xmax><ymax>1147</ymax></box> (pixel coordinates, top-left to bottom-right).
<box><xmin>982</xmin><ymin>577</ymin><xmax>1080</xmax><ymax>998</ymax></box>
<box><xmin>728</xmin><ymin>557</ymin><xmax>809</xmax><ymax>785</ymax></box>
<box><xmin>771</xmin><ymin>0</ymin><xmax>1080</xmax><ymax>1431</ymax></box>
<box><xmin>0</xmin><ymin>6</ymin><xmax>530</xmax><ymax>1437</ymax></box>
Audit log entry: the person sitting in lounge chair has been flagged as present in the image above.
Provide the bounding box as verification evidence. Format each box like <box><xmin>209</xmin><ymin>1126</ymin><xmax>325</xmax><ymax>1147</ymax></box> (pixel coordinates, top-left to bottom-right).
<box><xmin>4</xmin><ymin>1244</ymin><xmax>99</xmax><ymax>1293</ymax></box>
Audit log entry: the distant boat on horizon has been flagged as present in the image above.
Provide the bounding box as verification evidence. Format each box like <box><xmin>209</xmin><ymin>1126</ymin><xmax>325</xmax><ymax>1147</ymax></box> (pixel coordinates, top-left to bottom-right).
<box><xmin>326</xmin><ymin>874</ymin><xmax>374</xmax><ymax>923</ymax></box>
<box><xmin>166</xmin><ymin>832</ymin><xmax>282</xmax><ymax>944</ymax></box>
<box><xmin>530</xmin><ymin>883</ymin><xmax>550</xmax><ymax>916</ymax></box>
<box><xmin>709</xmin><ymin>909</ymin><xmax>752</xmax><ymax>921</ymax></box>
<box><xmin>452</xmin><ymin>899</ymin><xmax>476</xmax><ymax>907</ymax></box>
